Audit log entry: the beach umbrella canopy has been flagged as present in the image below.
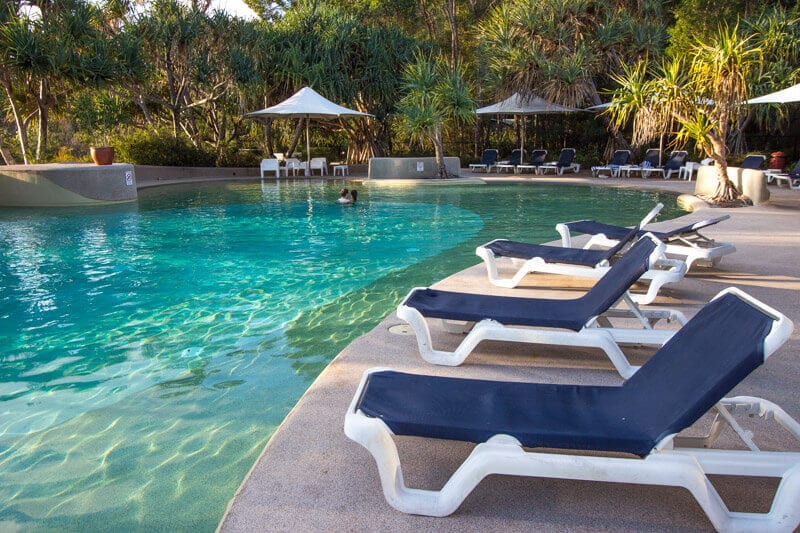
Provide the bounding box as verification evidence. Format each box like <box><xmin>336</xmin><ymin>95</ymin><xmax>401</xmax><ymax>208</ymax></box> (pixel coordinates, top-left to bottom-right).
<box><xmin>747</xmin><ymin>82</ymin><xmax>800</xmax><ymax>104</ymax></box>
<box><xmin>476</xmin><ymin>93</ymin><xmax>581</xmax><ymax>156</ymax></box>
<box><xmin>245</xmin><ymin>86</ymin><xmax>372</xmax><ymax>168</ymax></box>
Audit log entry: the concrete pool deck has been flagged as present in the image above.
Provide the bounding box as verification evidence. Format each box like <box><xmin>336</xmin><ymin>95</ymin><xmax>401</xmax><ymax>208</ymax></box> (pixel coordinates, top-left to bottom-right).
<box><xmin>216</xmin><ymin>171</ymin><xmax>800</xmax><ymax>532</ymax></box>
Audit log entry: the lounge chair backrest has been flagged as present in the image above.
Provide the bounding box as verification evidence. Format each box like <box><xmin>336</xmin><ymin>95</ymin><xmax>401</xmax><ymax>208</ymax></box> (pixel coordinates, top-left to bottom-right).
<box><xmin>508</xmin><ymin>149</ymin><xmax>523</xmax><ymax>166</ymax></box>
<box><xmin>556</xmin><ymin>148</ymin><xmax>576</xmax><ymax>167</ymax></box>
<box><xmin>528</xmin><ymin>149</ymin><xmax>547</xmax><ymax>165</ymax></box>
<box><xmin>790</xmin><ymin>159</ymin><xmax>800</xmax><ymax>178</ymax></box>
<box><xmin>609</xmin><ymin>150</ymin><xmax>630</xmax><ymax>166</ymax></box>
<box><xmin>740</xmin><ymin>154</ymin><xmax>765</xmax><ymax>169</ymax></box>
<box><xmin>642</xmin><ymin>149</ymin><xmax>661</xmax><ymax>167</ymax></box>
<box><xmin>603</xmin><ymin>225</ymin><xmax>640</xmax><ymax>259</ymax></box>
<box><xmin>623</xmin><ymin>292</ymin><xmax>774</xmax><ymax>448</ymax></box>
<box><xmin>481</xmin><ymin>149</ymin><xmax>498</xmax><ymax>165</ymax></box>
<box><xmin>577</xmin><ymin>236</ymin><xmax>654</xmax><ymax>317</ymax></box>
<box><xmin>664</xmin><ymin>151</ymin><xmax>688</xmax><ymax>170</ymax></box>
<box><xmin>260</xmin><ymin>158</ymin><xmax>279</xmax><ymax>171</ymax></box>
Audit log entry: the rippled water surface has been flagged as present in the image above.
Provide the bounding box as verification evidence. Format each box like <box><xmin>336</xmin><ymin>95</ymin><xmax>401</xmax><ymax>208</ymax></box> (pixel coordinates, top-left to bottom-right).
<box><xmin>0</xmin><ymin>181</ymin><xmax>682</xmax><ymax>531</ymax></box>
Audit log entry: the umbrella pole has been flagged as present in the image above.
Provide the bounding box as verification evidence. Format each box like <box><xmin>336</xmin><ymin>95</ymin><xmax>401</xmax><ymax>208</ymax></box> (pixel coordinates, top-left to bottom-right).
<box><xmin>306</xmin><ymin>117</ymin><xmax>311</xmax><ymax>176</ymax></box>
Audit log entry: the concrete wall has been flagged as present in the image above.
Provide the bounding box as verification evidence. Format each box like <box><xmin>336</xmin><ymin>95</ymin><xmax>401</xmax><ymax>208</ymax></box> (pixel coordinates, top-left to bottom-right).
<box><xmin>134</xmin><ymin>165</ymin><xmax>258</xmax><ymax>182</ymax></box>
<box><xmin>368</xmin><ymin>157</ymin><xmax>461</xmax><ymax>179</ymax></box>
<box><xmin>694</xmin><ymin>165</ymin><xmax>770</xmax><ymax>205</ymax></box>
<box><xmin>0</xmin><ymin>163</ymin><xmax>137</xmax><ymax>206</ymax></box>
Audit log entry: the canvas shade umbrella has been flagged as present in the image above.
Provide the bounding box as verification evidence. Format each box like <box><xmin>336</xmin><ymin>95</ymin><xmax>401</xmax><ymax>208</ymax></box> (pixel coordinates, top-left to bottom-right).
<box><xmin>245</xmin><ymin>86</ymin><xmax>372</xmax><ymax>171</ymax></box>
<box><xmin>747</xmin><ymin>82</ymin><xmax>800</xmax><ymax>104</ymax></box>
<box><xmin>476</xmin><ymin>93</ymin><xmax>581</xmax><ymax>158</ymax></box>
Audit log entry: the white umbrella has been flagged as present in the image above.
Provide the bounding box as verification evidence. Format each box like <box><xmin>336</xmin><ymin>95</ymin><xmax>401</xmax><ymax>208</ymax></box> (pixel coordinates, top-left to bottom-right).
<box><xmin>245</xmin><ymin>86</ymin><xmax>372</xmax><ymax>170</ymax></box>
<box><xmin>475</xmin><ymin>93</ymin><xmax>581</xmax><ymax>157</ymax></box>
<box><xmin>747</xmin><ymin>82</ymin><xmax>800</xmax><ymax>104</ymax></box>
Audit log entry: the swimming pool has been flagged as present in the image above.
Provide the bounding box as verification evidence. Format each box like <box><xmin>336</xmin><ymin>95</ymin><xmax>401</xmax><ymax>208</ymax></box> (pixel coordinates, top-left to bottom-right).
<box><xmin>0</xmin><ymin>181</ymin><xmax>682</xmax><ymax>530</ymax></box>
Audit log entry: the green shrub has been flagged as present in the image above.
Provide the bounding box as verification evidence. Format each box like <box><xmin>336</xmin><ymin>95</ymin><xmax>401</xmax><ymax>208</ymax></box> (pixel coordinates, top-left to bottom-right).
<box><xmin>115</xmin><ymin>130</ymin><xmax>216</xmax><ymax>166</ymax></box>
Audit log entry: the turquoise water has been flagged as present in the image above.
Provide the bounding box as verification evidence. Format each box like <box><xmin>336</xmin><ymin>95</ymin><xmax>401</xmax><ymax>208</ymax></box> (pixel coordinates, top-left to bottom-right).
<box><xmin>0</xmin><ymin>181</ymin><xmax>682</xmax><ymax>531</ymax></box>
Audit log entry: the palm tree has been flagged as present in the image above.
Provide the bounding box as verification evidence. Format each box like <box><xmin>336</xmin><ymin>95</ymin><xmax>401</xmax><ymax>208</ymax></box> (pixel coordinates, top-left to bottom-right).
<box><xmin>608</xmin><ymin>26</ymin><xmax>762</xmax><ymax>204</ymax></box>
<box><xmin>398</xmin><ymin>53</ymin><xmax>474</xmax><ymax>178</ymax></box>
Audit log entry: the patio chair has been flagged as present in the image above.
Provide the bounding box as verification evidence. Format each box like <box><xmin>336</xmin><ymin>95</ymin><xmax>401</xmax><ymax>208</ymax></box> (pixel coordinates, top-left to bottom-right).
<box><xmin>397</xmin><ymin>236</ymin><xmax>686</xmax><ymax>377</ymax></box>
<box><xmin>622</xmin><ymin>148</ymin><xmax>661</xmax><ymax>178</ymax></box>
<box><xmin>345</xmin><ymin>287</ymin><xmax>798</xmax><ymax>531</ymax></box>
<box><xmin>309</xmin><ymin>157</ymin><xmax>328</xmax><ymax>175</ymax></box>
<box><xmin>539</xmin><ymin>148</ymin><xmax>579</xmax><ymax>175</ymax></box>
<box><xmin>766</xmin><ymin>159</ymin><xmax>800</xmax><ymax>188</ymax></box>
<box><xmin>468</xmin><ymin>149</ymin><xmax>499</xmax><ymax>173</ymax></box>
<box><xmin>516</xmin><ymin>149</ymin><xmax>548</xmax><ymax>174</ymax></box>
<box><xmin>591</xmin><ymin>150</ymin><xmax>631</xmax><ymax>178</ymax></box>
<box><xmin>557</xmin><ymin>204</ymin><xmax>735</xmax><ymax>270</ymax></box>
<box><xmin>283</xmin><ymin>157</ymin><xmax>307</xmax><ymax>176</ymax></box>
<box><xmin>260</xmin><ymin>158</ymin><xmax>280</xmax><ymax>179</ymax></box>
<box><xmin>740</xmin><ymin>154</ymin><xmax>766</xmax><ymax>169</ymax></box>
<box><xmin>476</xmin><ymin>225</ymin><xmax>685</xmax><ymax>304</ymax></box>
<box><xmin>641</xmin><ymin>150</ymin><xmax>688</xmax><ymax>179</ymax></box>
<box><xmin>494</xmin><ymin>149</ymin><xmax>525</xmax><ymax>173</ymax></box>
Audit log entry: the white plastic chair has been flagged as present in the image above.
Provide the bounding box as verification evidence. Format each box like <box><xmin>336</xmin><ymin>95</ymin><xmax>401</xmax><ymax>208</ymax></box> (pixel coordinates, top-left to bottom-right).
<box><xmin>260</xmin><ymin>158</ymin><xmax>280</xmax><ymax>179</ymax></box>
<box><xmin>309</xmin><ymin>158</ymin><xmax>328</xmax><ymax>175</ymax></box>
<box><xmin>284</xmin><ymin>158</ymin><xmax>307</xmax><ymax>176</ymax></box>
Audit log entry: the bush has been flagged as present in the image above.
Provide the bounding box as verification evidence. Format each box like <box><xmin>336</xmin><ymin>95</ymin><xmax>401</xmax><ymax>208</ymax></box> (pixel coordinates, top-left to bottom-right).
<box><xmin>115</xmin><ymin>130</ymin><xmax>216</xmax><ymax>166</ymax></box>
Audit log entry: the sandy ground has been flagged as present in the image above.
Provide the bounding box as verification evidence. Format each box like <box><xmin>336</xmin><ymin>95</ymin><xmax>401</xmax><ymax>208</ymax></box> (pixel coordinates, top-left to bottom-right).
<box><xmin>216</xmin><ymin>171</ymin><xmax>800</xmax><ymax>532</ymax></box>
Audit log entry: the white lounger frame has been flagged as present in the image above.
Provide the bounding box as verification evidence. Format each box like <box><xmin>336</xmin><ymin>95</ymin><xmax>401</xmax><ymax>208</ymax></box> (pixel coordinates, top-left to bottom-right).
<box><xmin>398</xmin><ymin>239</ymin><xmax>685</xmax><ymax>378</ymax></box>
<box><xmin>345</xmin><ymin>289</ymin><xmax>800</xmax><ymax>531</ymax></box>
<box><xmin>556</xmin><ymin>204</ymin><xmax>736</xmax><ymax>270</ymax></box>
<box><xmin>475</xmin><ymin>239</ymin><xmax>686</xmax><ymax>305</ymax></box>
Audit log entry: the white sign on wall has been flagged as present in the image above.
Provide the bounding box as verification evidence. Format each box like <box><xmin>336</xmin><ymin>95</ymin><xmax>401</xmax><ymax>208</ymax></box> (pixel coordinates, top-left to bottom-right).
<box><xmin>125</xmin><ymin>171</ymin><xmax>133</xmax><ymax>186</ymax></box>
<box><xmin>416</xmin><ymin>161</ymin><xmax>424</xmax><ymax>172</ymax></box>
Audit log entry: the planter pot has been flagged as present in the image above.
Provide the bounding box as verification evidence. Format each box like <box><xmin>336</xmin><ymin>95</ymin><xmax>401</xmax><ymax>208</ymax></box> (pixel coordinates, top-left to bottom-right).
<box><xmin>90</xmin><ymin>146</ymin><xmax>114</xmax><ymax>165</ymax></box>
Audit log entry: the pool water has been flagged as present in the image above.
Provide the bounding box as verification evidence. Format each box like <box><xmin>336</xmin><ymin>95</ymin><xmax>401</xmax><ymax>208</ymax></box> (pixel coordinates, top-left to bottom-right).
<box><xmin>0</xmin><ymin>181</ymin><xmax>681</xmax><ymax>531</ymax></box>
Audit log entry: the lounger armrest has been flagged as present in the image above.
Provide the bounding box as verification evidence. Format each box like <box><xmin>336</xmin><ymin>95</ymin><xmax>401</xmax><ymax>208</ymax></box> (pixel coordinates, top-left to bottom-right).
<box><xmin>710</xmin><ymin>287</ymin><xmax>794</xmax><ymax>359</ymax></box>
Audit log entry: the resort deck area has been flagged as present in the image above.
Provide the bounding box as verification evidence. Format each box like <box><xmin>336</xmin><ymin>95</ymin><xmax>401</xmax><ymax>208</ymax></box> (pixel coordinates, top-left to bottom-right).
<box><xmin>218</xmin><ymin>172</ymin><xmax>800</xmax><ymax>532</ymax></box>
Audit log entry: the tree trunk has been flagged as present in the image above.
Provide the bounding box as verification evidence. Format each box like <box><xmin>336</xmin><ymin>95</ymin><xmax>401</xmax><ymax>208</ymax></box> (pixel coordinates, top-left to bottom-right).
<box><xmin>431</xmin><ymin>118</ymin><xmax>449</xmax><ymax>179</ymax></box>
<box><xmin>3</xmin><ymin>82</ymin><xmax>30</xmax><ymax>165</ymax></box>
<box><xmin>707</xmin><ymin>135</ymin><xmax>742</xmax><ymax>204</ymax></box>
<box><xmin>287</xmin><ymin>119</ymin><xmax>305</xmax><ymax>157</ymax></box>
<box><xmin>36</xmin><ymin>79</ymin><xmax>49</xmax><ymax>161</ymax></box>
<box><xmin>445</xmin><ymin>0</ymin><xmax>459</xmax><ymax>67</ymax></box>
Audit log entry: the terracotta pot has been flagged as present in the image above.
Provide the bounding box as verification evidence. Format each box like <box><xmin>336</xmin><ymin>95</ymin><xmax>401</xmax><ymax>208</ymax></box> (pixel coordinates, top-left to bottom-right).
<box><xmin>90</xmin><ymin>146</ymin><xmax>114</xmax><ymax>165</ymax></box>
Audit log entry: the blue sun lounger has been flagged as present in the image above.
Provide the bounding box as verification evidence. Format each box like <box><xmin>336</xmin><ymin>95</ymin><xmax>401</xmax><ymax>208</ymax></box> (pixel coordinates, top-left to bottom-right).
<box><xmin>557</xmin><ymin>207</ymin><xmax>736</xmax><ymax>270</ymax></box>
<box><xmin>476</xmin><ymin>225</ymin><xmax>685</xmax><ymax>303</ymax></box>
<box><xmin>346</xmin><ymin>288</ymin><xmax>799</xmax><ymax>530</ymax></box>
<box><xmin>399</xmin><ymin>236</ymin><xmax>686</xmax><ymax>377</ymax></box>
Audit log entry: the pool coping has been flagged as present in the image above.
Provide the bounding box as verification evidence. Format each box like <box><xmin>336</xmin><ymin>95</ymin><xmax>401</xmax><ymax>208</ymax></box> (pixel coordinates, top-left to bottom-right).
<box><xmin>217</xmin><ymin>172</ymin><xmax>800</xmax><ymax>531</ymax></box>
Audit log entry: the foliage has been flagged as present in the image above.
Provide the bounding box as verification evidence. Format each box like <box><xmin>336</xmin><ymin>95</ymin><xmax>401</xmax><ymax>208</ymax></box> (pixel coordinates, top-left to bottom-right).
<box><xmin>397</xmin><ymin>53</ymin><xmax>474</xmax><ymax>178</ymax></box>
<box><xmin>115</xmin><ymin>128</ymin><xmax>215</xmax><ymax>166</ymax></box>
<box><xmin>609</xmin><ymin>25</ymin><xmax>762</xmax><ymax>204</ymax></box>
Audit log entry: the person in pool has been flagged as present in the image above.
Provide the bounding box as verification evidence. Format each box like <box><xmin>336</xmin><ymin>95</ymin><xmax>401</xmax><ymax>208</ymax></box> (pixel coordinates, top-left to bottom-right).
<box><xmin>337</xmin><ymin>188</ymin><xmax>351</xmax><ymax>203</ymax></box>
<box><xmin>350</xmin><ymin>189</ymin><xmax>357</xmax><ymax>203</ymax></box>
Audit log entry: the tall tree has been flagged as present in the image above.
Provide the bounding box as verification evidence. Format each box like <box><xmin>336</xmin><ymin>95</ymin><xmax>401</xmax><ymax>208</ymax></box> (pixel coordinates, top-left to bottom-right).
<box><xmin>609</xmin><ymin>26</ymin><xmax>762</xmax><ymax>204</ymax></box>
<box><xmin>398</xmin><ymin>53</ymin><xmax>474</xmax><ymax>178</ymax></box>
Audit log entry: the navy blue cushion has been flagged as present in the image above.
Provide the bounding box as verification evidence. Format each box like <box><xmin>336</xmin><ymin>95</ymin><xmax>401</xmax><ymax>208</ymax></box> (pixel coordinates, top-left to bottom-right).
<box><xmin>664</xmin><ymin>152</ymin><xmax>687</xmax><ymax>170</ymax></box>
<box><xmin>481</xmin><ymin>149</ymin><xmax>498</xmax><ymax>165</ymax></box>
<box><xmin>485</xmin><ymin>225</ymin><xmax>638</xmax><ymax>265</ymax></box>
<box><xmin>566</xmin><ymin>216</ymin><xmax>727</xmax><ymax>242</ymax></box>
<box><xmin>485</xmin><ymin>241</ymin><xmax>609</xmax><ymax>266</ymax></box>
<box><xmin>357</xmin><ymin>293</ymin><xmax>773</xmax><ymax>457</ymax></box>
<box><xmin>406</xmin><ymin>236</ymin><xmax>654</xmax><ymax>330</ymax></box>
<box><xmin>609</xmin><ymin>150</ymin><xmax>630</xmax><ymax>166</ymax></box>
<box><xmin>556</xmin><ymin>148</ymin><xmax>576</xmax><ymax>167</ymax></box>
<box><xmin>528</xmin><ymin>150</ymin><xmax>547</xmax><ymax>165</ymax></box>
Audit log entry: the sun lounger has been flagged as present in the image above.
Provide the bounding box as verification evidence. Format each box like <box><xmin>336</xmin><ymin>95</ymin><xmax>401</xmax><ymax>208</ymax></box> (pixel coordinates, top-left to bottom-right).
<box><xmin>494</xmin><ymin>149</ymin><xmax>525</xmax><ymax>173</ymax></box>
<box><xmin>591</xmin><ymin>149</ymin><xmax>631</xmax><ymax>178</ymax></box>
<box><xmin>539</xmin><ymin>148</ymin><xmax>579</xmax><ymax>175</ymax></box>
<box><xmin>516</xmin><ymin>149</ymin><xmax>548</xmax><ymax>174</ymax></box>
<box><xmin>398</xmin><ymin>236</ymin><xmax>686</xmax><ymax>377</ymax></box>
<box><xmin>469</xmin><ymin>149</ymin><xmax>499</xmax><ymax>173</ymax></box>
<box><xmin>766</xmin><ymin>159</ymin><xmax>800</xmax><ymax>189</ymax></box>
<box><xmin>345</xmin><ymin>287</ymin><xmax>799</xmax><ymax>530</ymax></box>
<box><xmin>557</xmin><ymin>207</ymin><xmax>735</xmax><ymax>270</ymax></box>
<box><xmin>475</xmin><ymin>225</ymin><xmax>685</xmax><ymax>304</ymax></box>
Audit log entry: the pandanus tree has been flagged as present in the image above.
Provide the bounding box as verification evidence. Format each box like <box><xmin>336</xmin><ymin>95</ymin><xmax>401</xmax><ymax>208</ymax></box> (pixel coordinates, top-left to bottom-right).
<box><xmin>398</xmin><ymin>53</ymin><xmax>474</xmax><ymax>179</ymax></box>
<box><xmin>608</xmin><ymin>26</ymin><xmax>762</xmax><ymax>204</ymax></box>
<box><xmin>0</xmin><ymin>0</ymin><xmax>137</xmax><ymax>163</ymax></box>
